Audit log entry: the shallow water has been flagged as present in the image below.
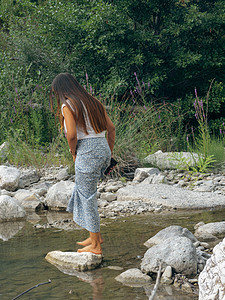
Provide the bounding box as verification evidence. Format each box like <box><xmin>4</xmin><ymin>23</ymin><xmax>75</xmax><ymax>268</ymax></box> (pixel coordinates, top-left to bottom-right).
<box><xmin>1</xmin><ymin>208</ymin><xmax>225</xmax><ymax>300</ymax></box>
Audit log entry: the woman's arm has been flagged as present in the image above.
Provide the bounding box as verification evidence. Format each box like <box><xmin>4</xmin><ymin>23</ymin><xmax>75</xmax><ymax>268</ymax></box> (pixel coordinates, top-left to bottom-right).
<box><xmin>105</xmin><ymin>112</ymin><xmax>115</xmax><ymax>154</ymax></box>
<box><xmin>63</xmin><ymin>106</ymin><xmax>77</xmax><ymax>161</ymax></box>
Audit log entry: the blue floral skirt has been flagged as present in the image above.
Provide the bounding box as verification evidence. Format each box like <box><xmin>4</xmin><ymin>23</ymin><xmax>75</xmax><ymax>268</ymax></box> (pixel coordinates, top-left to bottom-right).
<box><xmin>67</xmin><ymin>137</ymin><xmax>111</xmax><ymax>232</ymax></box>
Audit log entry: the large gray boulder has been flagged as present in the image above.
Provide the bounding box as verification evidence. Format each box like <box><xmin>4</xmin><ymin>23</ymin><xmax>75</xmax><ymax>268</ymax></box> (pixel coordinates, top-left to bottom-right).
<box><xmin>143</xmin><ymin>150</ymin><xmax>200</xmax><ymax>170</ymax></box>
<box><xmin>198</xmin><ymin>237</ymin><xmax>225</xmax><ymax>300</ymax></box>
<box><xmin>14</xmin><ymin>189</ymin><xmax>42</xmax><ymax>211</ymax></box>
<box><xmin>0</xmin><ymin>166</ymin><xmax>21</xmax><ymax>191</ymax></box>
<box><xmin>144</xmin><ymin>225</ymin><xmax>197</xmax><ymax>248</ymax></box>
<box><xmin>141</xmin><ymin>236</ymin><xmax>198</xmax><ymax>276</ymax></box>
<box><xmin>195</xmin><ymin>221</ymin><xmax>225</xmax><ymax>241</ymax></box>
<box><xmin>115</xmin><ymin>268</ymin><xmax>152</xmax><ymax>286</ymax></box>
<box><xmin>45</xmin><ymin>181</ymin><xmax>74</xmax><ymax>210</ymax></box>
<box><xmin>18</xmin><ymin>169</ymin><xmax>39</xmax><ymax>188</ymax></box>
<box><xmin>0</xmin><ymin>195</ymin><xmax>26</xmax><ymax>221</ymax></box>
<box><xmin>45</xmin><ymin>251</ymin><xmax>102</xmax><ymax>272</ymax></box>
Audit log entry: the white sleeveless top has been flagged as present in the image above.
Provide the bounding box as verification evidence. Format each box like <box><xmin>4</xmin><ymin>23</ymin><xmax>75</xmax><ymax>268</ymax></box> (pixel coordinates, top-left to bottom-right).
<box><xmin>61</xmin><ymin>101</ymin><xmax>106</xmax><ymax>140</ymax></box>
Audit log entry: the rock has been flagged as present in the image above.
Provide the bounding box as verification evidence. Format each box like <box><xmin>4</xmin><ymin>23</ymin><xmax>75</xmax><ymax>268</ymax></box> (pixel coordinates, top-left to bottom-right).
<box><xmin>188</xmin><ymin>278</ymin><xmax>198</xmax><ymax>284</ymax></box>
<box><xmin>0</xmin><ymin>221</ymin><xmax>25</xmax><ymax>241</ymax></box>
<box><xmin>0</xmin><ymin>189</ymin><xmax>14</xmax><ymax>197</ymax></box>
<box><xmin>198</xmin><ymin>237</ymin><xmax>225</xmax><ymax>300</ymax></box>
<box><xmin>117</xmin><ymin>183</ymin><xmax>225</xmax><ymax>209</ymax></box>
<box><xmin>133</xmin><ymin>168</ymin><xmax>160</xmax><ymax>183</ymax></box>
<box><xmin>0</xmin><ymin>195</ymin><xmax>26</xmax><ymax>221</ymax></box>
<box><xmin>30</xmin><ymin>182</ymin><xmax>51</xmax><ymax>196</ymax></box>
<box><xmin>161</xmin><ymin>266</ymin><xmax>173</xmax><ymax>284</ymax></box>
<box><xmin>56</xmin><ymin>167</ymin><xmax>70</xmax><ymax>181</ymax></box>
<box><xmin>0</xmin><ymin>142</ymin><xmax>9</xmax><ymax>161</ymax></box>
<box><xmin>200</xmin><ymin>242</ymin><xmax>210</xmax><ymax>249</ymax></box>
<box><xmin>193</xmin><ymin>180</ymin><xmax>215</xmax><ymax>192</ymax></box>
<box><xmin>98</xmin><ymin>199</ymin><xmax>108</xmax><ymax>208</ymax></box>
<box><xmin>143</xmin><ymin>150</ymin><xmax>200</xmax><ymax>170</ymax></box>
<box><xmin>115</xmin><ymin>268</ymin><xmax>152</xmax><ymax>286</ymax></box>
<box><xmin>181</xmin><ymin>282</ymin><xmax>193</xmax><ymax>293</ymax></box>
<box><xmin>14</xmin><ymin>190</ymin><xmax>42</xmax><ymax>211</ymax></box>
<box><xmin>18</xmin><ymin>169</ymin><xmax>39</xmax><ymax>188</ymax></box>
<box><xmin>141</xmin><ymin>236</ymin><xmax>197</xmax><ymax>276</ymax></box>
<box><xmin>107</xmin><ymin>266</ymin><xmax>124</xmax><ymax>271</ymax></box>
<box><xmin>144</xmin><ymin>225</ymin><xmax>197</xmax><ymax>248</ymax></box>
<box><xmin>0</xmin><ymin>165</ymin><xmax>21</xmax><ymax>191</ymax></box>
<box><xmin>100</xmin><ymin>192</ymin><xmax>117</xmax><ymax>202</ymax></box>
<box><xmin>45</xmin><ymin>251</ymin><xmax>102</xmax><ymax>272</ymax></box>
<box><xmin>45</xmin><ymin>181</ymin><xmax>74</xmax><ymax>210</ymax></box>
<box><xmin>162</xmin><ymin>265</ymin><xmax>173</xmax><ymax>278</ymax></box>
<box><xmin>195</xmin><ymin>221</ymin><xmax>225</xmax><ymax>241</ymax></box>
<box><xmin>193</xmin><ymin>241</ymin><xmax>200</xmax><ymax>248</ymax></box>
<box><xmin>151</xmin><ymin>174</ymin><xmax>168</xmax><ymax>184</ymax></box>
<box><xmin>194</xmin><ymin>221</ymin><xmax>205</xmax><ymax>230</ymax></box>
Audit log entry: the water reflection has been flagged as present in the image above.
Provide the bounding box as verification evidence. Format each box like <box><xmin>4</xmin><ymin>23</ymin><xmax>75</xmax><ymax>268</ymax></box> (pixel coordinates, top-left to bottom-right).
<box><xmin>0</xmin><ymin>221</ymin><xmax>25</xmax><ymax>241</ymax></box>
<box><xmin>55</xmin><ymin>265</ymin><xmax>104</xmax><ymax>300</ymax></box>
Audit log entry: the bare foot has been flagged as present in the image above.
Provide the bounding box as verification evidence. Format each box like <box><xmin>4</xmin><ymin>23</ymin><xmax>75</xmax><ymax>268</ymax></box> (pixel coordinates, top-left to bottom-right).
<box><xmin>77</xmin><ymin>244</ymin><xmax>102</xmax><ymax>255</ymax></box>
<box><xmin>77</xmin><ymin>237</ymin><xmax>103</xmax><ymax>247</ymax></box>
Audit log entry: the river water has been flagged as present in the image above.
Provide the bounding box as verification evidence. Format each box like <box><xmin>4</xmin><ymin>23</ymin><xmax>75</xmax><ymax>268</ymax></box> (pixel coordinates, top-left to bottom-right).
<box><xmin>1</xmin><ymin>208</ymin><xmax>224</xmax><ymax>300</ymax></box>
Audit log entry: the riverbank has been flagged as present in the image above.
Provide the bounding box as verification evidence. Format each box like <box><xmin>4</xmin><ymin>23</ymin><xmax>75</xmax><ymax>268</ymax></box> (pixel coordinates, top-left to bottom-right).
<box><xmin>1</xmin><ymin>164</ymin><xmax>225</xmax><ymax>222</ymax></box>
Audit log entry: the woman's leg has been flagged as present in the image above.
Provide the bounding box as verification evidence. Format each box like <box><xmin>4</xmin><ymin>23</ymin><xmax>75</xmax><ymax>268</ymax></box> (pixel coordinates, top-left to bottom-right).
<box><xmin>77</xmin><ymin>231</ymin><xmax>102</xmax><ymax>254</ymax></box>
<box><xmin>77</xmin><ymin>232</ymin><xmax>103</xmax><ymax>246</ymax></box>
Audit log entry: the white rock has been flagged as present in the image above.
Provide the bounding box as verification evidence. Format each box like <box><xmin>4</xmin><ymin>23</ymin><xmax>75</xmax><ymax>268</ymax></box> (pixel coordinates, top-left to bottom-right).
<box><xmin>198</xmin><ymin>237</ymin><xmax>225</xmax><ymax>300</ymax></box>
<box><xmin>144</xmin><ymin>150</ymin><xmax>201</xmax><ymax>170</ymax></box>
<box><xmin>100</xmin><ymin>192</ymin><xmax>117</xmax><ymax>202</ymax></box>
<box><xmin>195</xmin><ymin>221</ymin><xmax>225</xmax><ymax>240</ymax></box>
<box><xmin>56</xmin><ymin>167</ymin><xmax>70</xmax><ymax>181</ymax></box>
<box><xmin>45</xmin><ymin>251</ymin><xmax>102</xmax><ymax>272</ymax></box>
<box><xmin>115</xmin><ymin>268</ymin><xmax>152</xmax><ymax>285</ymax></box>
<box><xmin>193</xmin><ymin>180</ymin><xmax>215</xmax><ymax>192</ymax></box>
<box><xmin>14</xmin><ymin>189</ymin><xmax>42</xmax><ymax>211</ymax></box>
<box><xmin>45</xmin><ymin>181</ymin><xmax>74</xmax><ymax>210</ymax></box>
<box><xmin>18</xmin><ymin>169</ymin><xmax>39</xmax><ymax>188</ymax></box>
<box><xmin>162</xmin><ymin>265</ymin><xmax>173</xmax><ymax>278</ymax></box>
<box><xmin>141</xmin><ymin>236</ymin><xmax>197</xmax><ymax>276</ymax></box>
<box><xmin>0</xmin><ymin>166</ymin><xmax>21</xmax><ymax>191</ymax></box>
<box><xmin>151</xmin><ymin>174</ymin><xmax>168</xmax><ymax>184</ymax></box>
<box><xmin>144</xmin><ymin>225</ymin><xmax>197</xmax><ymax>248</ymax></box>
<box><xmin>0</xmin><ymin>195</ymin><xmax>26</xmax><ymax>221</ymax></box>
<box><xmin>98</xmin><ymin>199</ymin><xmax>108</xmax><ymax>208</ymax></box>
<box><xmin>0</xmin><ymin>142</ymin><xmax>9</xmax><ymax>160</ymax></box>
<box><xmin>105</xmin><ymin>184</ymin><xmax>122</xmax><ymax>192</ymax></box>
<box><xmin>133</xmin><ymin>168</ymin><xmax>160</xmax><ymax>183</ymax></box>
<box><xmin>0</xmin><ymin>189</ymin><xmax>14</xmax><ymax>197</ymax></box>
<box><xmin>194</xmin><ymin>221</ymin><xmax>205</xmax><ymax>230</ymax></box>
<box><xmin>30</xmin><ymin>182</ymin><xmax>51</xmax><ymax>196</ymax></box>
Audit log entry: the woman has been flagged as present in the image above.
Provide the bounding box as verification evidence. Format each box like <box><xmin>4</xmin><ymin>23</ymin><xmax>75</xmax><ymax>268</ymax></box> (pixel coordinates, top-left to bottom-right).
<box><xmin>50</xmin><ymin>73</ymin><xmax>115</xmax><ymax>255</ymax></box>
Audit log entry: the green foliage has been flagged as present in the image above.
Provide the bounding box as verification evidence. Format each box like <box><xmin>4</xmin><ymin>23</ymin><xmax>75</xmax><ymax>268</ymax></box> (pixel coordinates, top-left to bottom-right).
<box><xmin>5</xmin><ymin>128</ymin><xmax>73</xmax><ymax>169</ymax></box>
<box><xmin>0</xmin><ymin>0</ymin><xmax>224</xmax><ymax>171</ymax></box>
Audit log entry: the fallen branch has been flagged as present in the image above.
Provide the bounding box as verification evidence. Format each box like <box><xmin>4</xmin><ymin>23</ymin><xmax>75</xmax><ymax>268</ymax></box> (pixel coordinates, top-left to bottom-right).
<box><xmin>149</xmin><ymin>263</ymin><xmax>162</xmax><ymax>300</ymax></box>
<box><xmin>12</xmin><ymin>280</ymin><xmax>51</xmax><ymax>300</ymax></box>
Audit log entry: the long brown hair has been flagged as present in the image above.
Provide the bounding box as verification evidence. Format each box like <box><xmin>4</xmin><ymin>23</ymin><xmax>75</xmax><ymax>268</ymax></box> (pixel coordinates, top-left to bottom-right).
<box><xmin>49</xmin><ymin>73</ymin><xmax>107</xmax><ymax>134</ymax></box>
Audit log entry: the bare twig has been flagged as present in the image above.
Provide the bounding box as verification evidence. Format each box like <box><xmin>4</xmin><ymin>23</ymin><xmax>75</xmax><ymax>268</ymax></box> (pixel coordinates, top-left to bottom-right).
<box><xmin>149</xmin><ymin>263</ymin><xmax>162</xmax><ymax>300</ymax></box>
<box><xmin>12</xmin><ymin>280</ymin><xmax>51</xmax><ymax>300</ymax></box>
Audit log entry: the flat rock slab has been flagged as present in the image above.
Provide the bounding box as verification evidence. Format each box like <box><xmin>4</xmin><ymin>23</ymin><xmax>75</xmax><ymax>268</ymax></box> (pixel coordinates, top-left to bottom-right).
<box><xmin>45</xmin><ymin>251</ymin><xmax>102</xmax><ymax>272</ymax></box>
<box><xmin>115</xmin><ymin>268</ymin><xmax>152</xmax><ymax>286</ymax></box>
<box><xmin>117</xmin><ymin>183</ymin><xmax>225</xmax><ymax>209</ymax></box>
